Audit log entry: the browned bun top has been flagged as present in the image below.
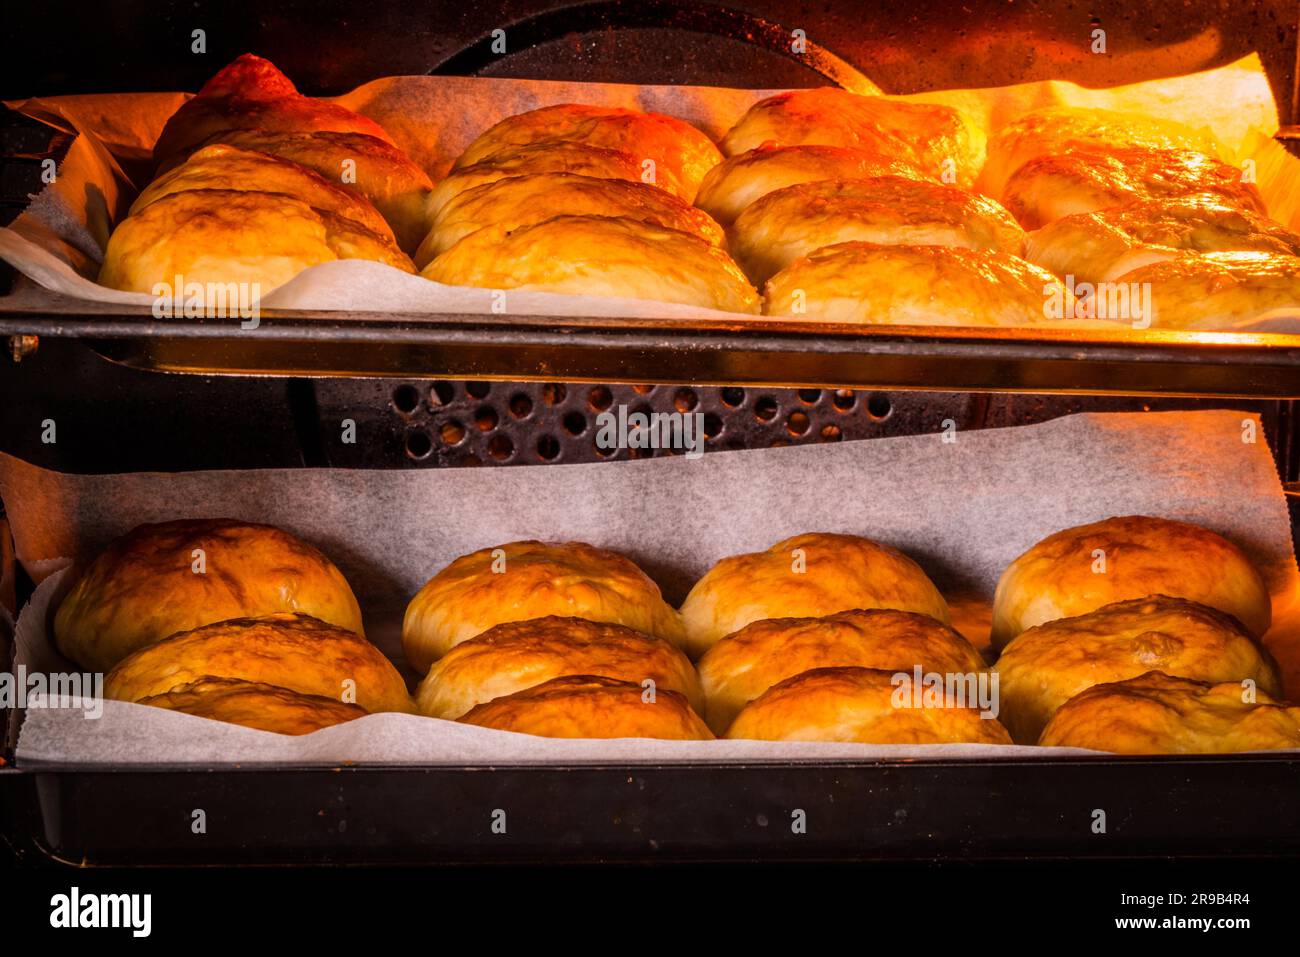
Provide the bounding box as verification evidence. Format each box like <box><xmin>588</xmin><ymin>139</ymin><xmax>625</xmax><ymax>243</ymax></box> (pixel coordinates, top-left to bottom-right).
<box><xmin>138</xmin><ymin>676</ymin><xmax>369</xmax><ymax>735</ymax></box>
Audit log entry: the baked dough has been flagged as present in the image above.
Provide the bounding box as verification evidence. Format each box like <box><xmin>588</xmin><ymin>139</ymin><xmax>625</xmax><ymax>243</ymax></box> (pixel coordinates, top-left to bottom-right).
<box><xmin>725</xmin><ymin>666</ymin><xmax>1013</xmax><ymax>744</ymax></box>
<box><xmin>720</xmin><ymin>89</ymin><xmax>986</xmax><ymax>186</ymax></box>
<box><xmin>763</xmin><ymin>242</ymin><xmax>1070</xmax><ymax>326</ymax></box>
<box><xmin>54</xmin><ymin>518</ymin><xmax>364</xmax><ymax>672</ymax></box>
<box><xmin>100</xmin><ymin>188</ymin><xmax>414</xmax><ymax>296</ymax></box>
<box><xmin>697</xmin><ymin>608</ymin><xmax>987</xmax><ymax>734</ymax></box>
<box><xmin>1112</xmin><ymin>251</ymin><xmax>1300</xmax><ymax>331</ymax></box>
<box><xmin>453</xmin><ymin>104</ymin><xmax>722</xmax><ymax>202</ymax></box>
<box><xmin>417</xmin><ymin>172</ymin><xmax>726</xmax><ymax>268</ymax></box>
<box><xmin>991</xmin><ymin>515</ymin><xmax>1271</xmax><ymax>652</ymax></box>
<box><xmin>415</xmin><ymin>615</ymin><xmax>703</xmax><ymax>719</ymax></box>
<box><xmin>694</xmin><ymin>145</ymin><xmax>929</xmax><ymax>226</ymax></box>
<box><xmin>1038</xmin><ymin>671</ymin><xmax>1300</xmax><ymax>753</ymax></box>
<box><xmin>153</xmin><ymin>53</ymin><xmax>396</xmax><ymax>166</ymax></box>
<box><xmin>729</xmin><ymin>176</ymin><xmax>1025</xmax><ymax>286</ymax></box>
<box><xmin>994</xmin><ymin>596</ymin><xmax>1281</xmax><ymax>743</ymax></box>
<box><xmin>402</xmin><ymin>540</ymin><xmax>687</xmax><ymax>674</ymax></box>
<box><xmin>458</xmin><ymin>674</ymin><xmax>713</xmax><ymax>739</ymax></box>
<box><xmin>138</xmin><ymin>676</ymin><xmax>369</xmax><ymax>735</ymax></box>
<box><xmin>679</xmin><ymin>532</ymin><xmax>950</xmax><ymax>659</ymax></box>
<box><xmin>422</xmin><ymin>214</ymin><xmax>759</xmax><ymax>314</ymax></box>
<box><xmin>105</xmin><ymin>612</ymin><xmax>412</xmax><ymax>713</ymax></box>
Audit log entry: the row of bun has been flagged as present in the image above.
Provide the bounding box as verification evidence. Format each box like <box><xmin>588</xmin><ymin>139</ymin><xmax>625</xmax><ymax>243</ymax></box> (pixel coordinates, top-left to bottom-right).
<box><xmin>47</xmin><ymin>512</ymin><xmax>1299</xmax><ymax>753</ymax></box>
<box><xmin>94</xmin><ymin>54</ymin><xmax>1300</xmax><ymax>329</ymax></box>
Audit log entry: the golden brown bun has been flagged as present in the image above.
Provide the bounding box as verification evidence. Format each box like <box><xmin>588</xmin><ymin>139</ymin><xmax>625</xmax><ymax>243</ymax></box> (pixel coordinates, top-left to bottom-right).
<box><xmin>54</xmin><ymin>519</ymin><xmax>363</xmax><ymax>672</ymax></box>
<box><xmin>453</xmin><ymin>104</ymin><xmax>722</xmax><ymax>202</ymax></box>
<box><xmin>1001</xmin><ymin>147</ymin><xmax>1265</xmax><ymax>231</ymax></box>
<box><xmin>422</xmin><ymin>214</ymin><xmax>759</xmax><ymax>314</ymax></box>
<box><xmin>1038</xmin><ymin>671</ymin><xmax>1300</xmax><ymax>753</ymax></box>
<box><xmin>416</xmin><ymin>615</ymin><xmax>703</xmax><ymax>719</ymax></box>
<box><xmin>138</xmin><ymin>676</ymin><xmax>369</xmax><ymax>735</ymax></box>
<box><xmin>1113</xmin><ymin>252</ymin><xmax>1300</xmax><ymax>331</ymax></box>
<box><xmin>417</xmin><ymin>172</ymin><xmax>726</xmax><ymax>268</ymax></box>
<box><xmin>99</xmin><ymin>189</ymin><xmax>414</xmax><ymax>295</ymax></box>
<box><xmin>133</xmin><ymin>143</ymin><xmax>395</xmax><ymax>242</ymax></box>
<box><xmin>991</xmin><ymin>515</ymin><xmax>1271</xmax><ymax>652</ymax></box>
<box><xmin>730</xmin><ymin>176</ymin><xmax>1025</xmax><ymax>286</ymax></box>
<box><xmin>679</xmin><ymin>532</ymin><xmax>950</xmax><ymax>659</ymax></box>
<box><xmin>1024</xmin><ymin>196</ymin><xmax>1300</xmax><ymax>286</ymax></box>
<box><xmin>720</xmin><ymin>89</ymin><xmax>986</xmax><ymax>186</ymax></box>
<box><xmin>725</xmin><ymin>666</ymin><xmax>1013</xmax><ymax>744</ymax></box>
<box><xmin>458</xmin><ymin>674</ymin><xmax>713</xmax><ymax>740</ymax></box>
<box><xmin>698</xmin><ymin>609</ymin><xmax>987</xmax><ymax>734</ymax></box>
<box><xmin>153</xmin><ymin>54</ymin><xmax>396</xmax><ymax>166</ymax></box>
<box><xmin>994</xmin><ymin>596</ymin><xmax>1281</xmax><ymax>743</ymax></box>
<box><xmin>402</xmin><ymin>540</ymin><xmax>687</xmax><ymax>674</ymax></box>
<box><xmin>694</xmin><ymin>145</ymin><xmax>930</xmax><ymax>226</ymax></box>
<box><xmin>187</xmin><ymin>130</ymin><xmax>434</xmax><ymax>252</ymax></box>
<box><xmin>763</xmin><ymin>242</ymin><xmax>1070</xmax><ymax>326</ymax></box>
<box><xmin>105</xmin><ymin>612</ymin><xmax>412</xmax><ymax>714</ymax></box>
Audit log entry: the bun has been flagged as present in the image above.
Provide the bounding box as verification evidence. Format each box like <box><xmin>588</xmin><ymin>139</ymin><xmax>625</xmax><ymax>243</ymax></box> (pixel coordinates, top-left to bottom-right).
<box><xmin>697</xmin><ymin>608</ymin><xmax>986</xmax><ymax>733</ymax></box>
<box><xmin>105</xmin><ymin>612</ymin><xmax>412</xmax><ymax>714</ymax></box>
<box><xmin>679</xmin><ymin>532</ymin><xmax>950</xmax><ymax>659</ymax></box>
<box><xmin>994</xmin><ymin>596</ymin><xmax>1281</xmax><ymax>743</ymax></box>
<box><xmin>54</xmin><ymin>519</ymin><xmax>363</xmax><ymax>672</ymax></box>
<box><xmin>422</xmin><ymin>214</ymin><xmax>759</xmax><ymax>314</ymax></box>
<box><xmin>991</xmin><ymin>515</ymin><xmax>1271</xmax><ymax>652</ymax></box>
<box><xmin>725</xmin><ymin>666</ymin><xmax>1012</xmax><ymax>744</ymax></box>
<box><xmin>402</xmin><ymin>540</ymin><xmax>686</xmax><ymax>674</ymax></box>
<box><xmin>458</xmin><ymin>674</ymin><xmax>713</xmax><ymax>740</ymax></box>
<box><xmin>137</xmin><ymin>676</ymin><xmax>369</xmax><ymax>735</ymax></box>
<box><xmin>729</xmin><ymin>176</ymin><xmax>1025</xmax><ymax>286</ymax></box>
<box><xmin>1038</xmin><ymin>671</ymin><xmax>1300</xmax><ymax>753</ymax></box>
<box><xmin>1113</xmin><ymin>252</ymin><xmax>1300</xmax><ymax>331</ymax></box>
<box><xmin>416</xmin><ymin>616</ymin><xmax>703</xmax><ymax>718</ymax></box>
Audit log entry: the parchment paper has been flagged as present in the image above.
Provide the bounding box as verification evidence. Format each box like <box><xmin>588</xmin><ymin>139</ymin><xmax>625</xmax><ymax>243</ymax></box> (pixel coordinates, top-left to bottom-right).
<box><xmin>3</xmin><ymin>409</ymin><xmax>1298</xmax><ymax>766</ymax></box>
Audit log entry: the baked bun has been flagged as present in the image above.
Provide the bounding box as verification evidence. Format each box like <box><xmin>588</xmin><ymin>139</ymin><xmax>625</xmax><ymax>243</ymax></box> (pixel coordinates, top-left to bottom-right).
<box><xmin>697</xmin><ymin>608</ymin><xmax>987</xmax><ymax>734</ymax></box>
<box><xmin>99</xmin><ymin>189</ymin><xmax>414</xmax><ymax>295</ymax></box>
<box><xmin>679</xmin><ymin>532</ymin><xmax>949</xmax><ymax>659</ymax></box>
<box><xmin>54</xmin><ymin>519</ymin><xmax>363</xmax><ymax>672</ymax></box>
<box><xmin>137</xmin><ymin>676</ymin><xmax>369</xmax><ymax>735</ymax></box>
<box><xmin>422</xmin><ymin>214</ymin><xmax>759</xmax><ymax>314</ymax></box>
<box><xmin>415</xmin><ymin>616</ymin><xmax>703</xmax><ymax>719</ymax></box>
<box><xmin>1001</xmin><ymin>147</ymin><xmax>1264</xmax><ymax>231</ymax></box>
<box><xmin>105</xmin><ymin>612</ymin><xmax>412</xmax><ymax>713</ymax></box>
<box><xmin>402</xmin><ymin>540</ymin><xmax>686</xmax><ymax>674</ymax></box>
<box><xmin>1025</xmin><ymin>196</ymin><xmax>1300</xmax><ymax>285</ymax></box>
<box><xmin>1112</xmin><ymin>251</ymin><xmax>1300</xmax><ymax>331</ymax></box>
<box><xmin>763</xmin><ymin>242</ymin><xmax>1070</xmax><ymax>326</ymax></box>
<box><xmin>153</xmin><ymin>53</ymin><xmax>395</xmax><ymax>166</ymax></box>
<box><xmin>991</xmin><ymin>515</ymin><xmax>1271</xmax><ymax>652</ymax></box>
<box><xmin>1038</xmin><ymin>671</ymin><xmax>1300</xmax><ymax>753</ymax></box>
<box><xmin>416</xmin><ymin>172</ymin><xmax>725</xmax><ymax>268</ymax></box>
<box><xmin>720</xmin><ymin>89</ymin><xmax>986</xmax><ymax>186</ymax></box>
<box><xmin>994</xmin><ymin>596</ymin><xmax>1281</xmax><ymax>743</ymax></box>
<box><xmin>694</xmin><ymin>145</ymin><xmax>930</xmax><ymax>226</ymax></box>
<box><xmin>729</xmin><ymin>176</ymin><xmax>1025</xmax><ymax>286</ymax></box>
<box><xmin>453</xmin><ymin>104</ymin><xmax>722</xmax><ymax>202</ymax></box>
<box><xmin>458</xmin><ymin>674</ymin><xmax>713</xmax><ymax>740</ymax></box>
<box><xmin>725</xmin><ymin>666</ymin><xmax>1012</xmax><ymax>744</ymax></box>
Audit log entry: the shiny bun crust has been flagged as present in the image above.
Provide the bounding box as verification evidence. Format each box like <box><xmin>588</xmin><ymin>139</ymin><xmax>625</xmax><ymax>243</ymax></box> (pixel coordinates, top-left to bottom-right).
<box><xmin>994</xmin><ymin>596</ymin><xmax>1281</xmax><ymax>744</ymax></box>
<box><xmin>402</xmin><ymin>540</ymin><xmax>687</xmax><ymax>674</ymax></box>
<box><xmin>1038</xmin><ymin>671</ymin><xmax>1300</xmax><ymax>753</ymax></box>
<box><xmin>452</xmin><ymin>104</ymin><xmax>722</xmax><ymax>202</ymax></box>
<box><xmin>138</xmin><ymin>676</ymin><xmax>369</xmax><ymax>735</ymax></box>
<box><xmin>990</xmin><ymin>515</ymin><xmax>1271</xmax><ymax>652</ymax></box>
<box><xmin>422</xmin><ymin>214</ymin><xmax>759</xmax><ymax>314</ymax></box>
<box><xmin>1115</xmin><ymin>252</ymin><xmax>1300</xmax><ymax>331</ymax></box>
<box><xmin>679</xmin><ymin>532</ymin><xmax>950</xmax><ymax>659</ymax></box>
<box><xmin>458</xmin><ymin>674</ymin><xmax>713</xmax><ymax>740</ymax></box>
<box><xmin>54</xmin><ymin>519</ymin><xmax>364</xmax><ymax>672</ymax></box>
<box><xmin>725</xmin><ymin>666</ymin><xmax>1012</xmax><ymax>745</ymax></box>
<box><xmin>416</xmin><ymin>615</ymin><xmax>703</xmax><ymax>719</ymax></box>
<box><xmin>698</xmin><ymin>608</ymin><xmax>986</xmax><ymax>734</ymax></box>
<box><xmin>105</xmin><ymin>612</ymin><xmax>412</xmax><ymax>714</ymax></box>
